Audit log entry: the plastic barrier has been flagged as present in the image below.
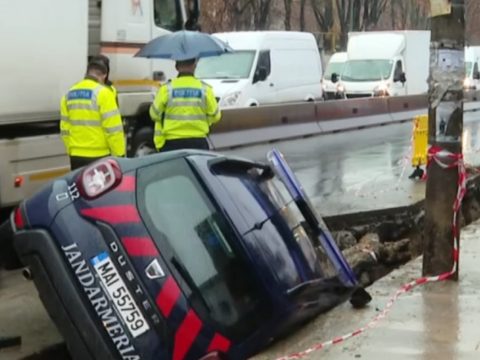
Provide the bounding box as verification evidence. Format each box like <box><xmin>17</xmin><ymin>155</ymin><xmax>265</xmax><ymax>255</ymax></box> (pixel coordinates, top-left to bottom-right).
<box><xmin>411</xmin><ymin>114</ymin><xmax>429</xmax><ymax>167</ymax></box>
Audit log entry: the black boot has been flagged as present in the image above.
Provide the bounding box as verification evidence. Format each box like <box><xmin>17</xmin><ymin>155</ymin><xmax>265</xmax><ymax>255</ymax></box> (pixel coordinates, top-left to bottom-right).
<box><xmin>408</xmin><ymin>166</ymin><xmax>424</xmax><ymax>180</ymax></box>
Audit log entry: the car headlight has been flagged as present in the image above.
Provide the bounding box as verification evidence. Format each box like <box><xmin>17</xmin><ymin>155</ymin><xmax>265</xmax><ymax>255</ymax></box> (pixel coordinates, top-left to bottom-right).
<box><xmin>336</xmin><ymin>83</ymin><xmax>345</xmax><ymax>93</ymax></box>
<box><xmin>464</xmin><ymin>77</ymin><xmax>476</xmax><ymax>90</ymax></box>
<box><xmin>220</xmin><ymin>91</ymin><xmax>241</xmax><ymax>107</ymax></box>
<box><xmin>373</xmin><ymin>82</ymin><xmax>390</xmax><ymax>97</ymax></box>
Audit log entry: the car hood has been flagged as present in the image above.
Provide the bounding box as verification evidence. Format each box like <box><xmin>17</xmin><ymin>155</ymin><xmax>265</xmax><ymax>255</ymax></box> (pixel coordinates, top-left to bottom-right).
<box><xmin>200</xmin><ymin>78</ymin><xmax>249</xmax><ymax>100</ymax></box>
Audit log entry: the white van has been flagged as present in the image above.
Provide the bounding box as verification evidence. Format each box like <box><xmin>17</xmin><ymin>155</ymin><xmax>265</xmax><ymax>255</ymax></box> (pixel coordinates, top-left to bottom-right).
<box><xmin>338</xmin><ymin>31</ymin><xmax>430</xmax><ymax>98</ymax></box>
<box><xmin>195</xmin><ymin>31</ymin><xmax>323</xmax><ymax>108</ymax></box>
<box><xmin>322</xmin><ymin>52</ymin><xmax>347</xmax><ymax>100</ymax></box>
<box><xmin>464</xmin><ymin>46</ymin><xmax>480</xmax><ymax>90</ymax></box>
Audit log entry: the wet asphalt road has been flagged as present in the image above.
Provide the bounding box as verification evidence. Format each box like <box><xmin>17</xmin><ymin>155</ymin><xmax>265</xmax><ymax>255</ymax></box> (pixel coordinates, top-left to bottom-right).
<box><xmin>225</xmin><ymin>112</ymin><xmax>480</xmax><ymax>216</ymax></box>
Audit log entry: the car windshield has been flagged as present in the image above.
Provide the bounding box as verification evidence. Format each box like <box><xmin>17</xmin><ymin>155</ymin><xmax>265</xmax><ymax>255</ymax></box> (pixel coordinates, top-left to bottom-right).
<box><xmin>342</xmin><ymin>59</ymin><xmax>393</xmax><ymax>81</ymax></box>
<box><xmin>324</xmin><ymin>61</ymin><xmax>345</xmax><ymax>79</ymax></box>
<box><xmin>137</xmin><ymin>158</ymin><xmax>268</xmax><ymax>339</ymax></box>
<box><xmin>258</xmin><ymin>177</ymin><xmax>338</xmax><ymax>279</ymax></box>
<box><xmin>466</xmin><ymin>61</ymin><xmax>473</xmax><ymax>76</ymax></box>
<box><xmin>195</xmin><ymin>51</ymin><xmax>256</xmax><ymax>79</ymax></box>
<box><xmin>212</xmin><ymin>164</ymin><xmax>338</xmax><ymax>281</ymax></box>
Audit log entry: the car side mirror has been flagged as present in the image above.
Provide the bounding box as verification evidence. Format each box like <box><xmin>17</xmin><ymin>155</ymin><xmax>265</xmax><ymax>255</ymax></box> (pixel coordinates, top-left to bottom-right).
<box><xmin>254</xmin><ymin>66</ymin><xmax>268</xmax><ymax>83</ymax></box>
<box><xmin>394</xmin><ymin>72</ymin><xmax>406</xmax><ymax>83</ymax></box>
<box><xmin>331</xmin><ymin>72</ymin><xmax>339</xmax><ymax>84</ymax></box>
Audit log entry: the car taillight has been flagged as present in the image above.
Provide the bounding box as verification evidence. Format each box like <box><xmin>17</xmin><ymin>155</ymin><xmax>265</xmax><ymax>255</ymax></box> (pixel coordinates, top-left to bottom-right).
<box><xmin>13</xmin><ymin>206</ymin><xmax>25</xmax><ymax>230</ymax></box>
<box><xmin>78</xmin><ymin>159</ymin><xmax>122</xmax><ymax>199</ymax></box>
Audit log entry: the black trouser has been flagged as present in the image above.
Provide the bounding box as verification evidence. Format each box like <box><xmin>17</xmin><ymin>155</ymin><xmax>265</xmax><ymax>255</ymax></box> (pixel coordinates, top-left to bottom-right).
<box><xmin>69</xmin><ymin>156</ymin><xmax>106</xmax><ymax>170</ymax></box>
<box><xmin>157</xmin><ymin>138</ymin><xmax>209</xmax><ymax>153</ymax></box>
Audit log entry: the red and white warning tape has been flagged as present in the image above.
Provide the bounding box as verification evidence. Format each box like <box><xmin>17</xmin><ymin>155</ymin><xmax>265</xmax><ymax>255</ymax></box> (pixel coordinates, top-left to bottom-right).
<box><xmin>276</xmin><ymin>146</ymin><xmax>467</xmax><ymax>360</ymax></box>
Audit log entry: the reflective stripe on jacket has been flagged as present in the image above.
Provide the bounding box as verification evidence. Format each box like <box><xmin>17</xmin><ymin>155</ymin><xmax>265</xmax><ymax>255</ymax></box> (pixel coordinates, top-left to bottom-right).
<box><xmin>60</xmin><ymin>78</ymin><xmax>125</xmax><ymax>158</ymax></box>
<box><xmin>149</xmin><ymin>75</ymin><xmax>221</xmax><ymax>149</ymax></box>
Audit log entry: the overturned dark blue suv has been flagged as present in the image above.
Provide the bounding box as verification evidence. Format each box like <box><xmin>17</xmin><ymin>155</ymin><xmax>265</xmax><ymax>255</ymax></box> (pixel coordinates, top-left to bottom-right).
<box><xmin>0</xmin><ymin>149</ymin><xmax>370</xmax><ymax>360</ymax></box>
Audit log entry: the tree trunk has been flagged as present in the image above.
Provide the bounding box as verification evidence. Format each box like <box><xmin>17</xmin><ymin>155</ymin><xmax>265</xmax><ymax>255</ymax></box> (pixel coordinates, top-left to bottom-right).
<box><xmin>284</xmin><ymin>0</ymin><xmax>292</xmax><ymax>30</ymax></box>
<box><xmin>423</xmin><ymin>0</ymin><xmax>465</xmax><ymax>280</ymax></box>
<box><xmin>253</xmin><ymin>0</ymin><xmax>272</xmax><ymax>30</ymax></box>
<box><xmin>300</xmin><ymin>0</ymin><xmax>307</xmax><ymax>31</ymax></box>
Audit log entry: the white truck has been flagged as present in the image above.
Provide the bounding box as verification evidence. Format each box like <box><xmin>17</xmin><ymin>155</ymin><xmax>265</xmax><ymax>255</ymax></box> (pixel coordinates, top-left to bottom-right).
<box><xmin>195</xmin><ymin>31</ymin><xmax>324</xmax><ymax>108</ymax></box>
<box><xmin>464</xmin><ymin>46</ymin><xmax>480</xmax><ymax>90</ymax></box>
<box><xmin>0</xmin><ymin>0</ymin><xmax>198</xmax><ymax>209</ymax></box>
<box><xmin>337</xmin><ymin>31</ymin><xmax>431</xmax><ymax>99</ymax></box>
<box><xmin>322</xmin><ymin>52</ymin><xmax>347</xmax><ymax>100</ymax></box>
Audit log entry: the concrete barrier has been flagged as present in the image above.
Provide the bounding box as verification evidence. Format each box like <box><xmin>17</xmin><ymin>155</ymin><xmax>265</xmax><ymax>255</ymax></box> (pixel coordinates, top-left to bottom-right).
<box><xmin>209</xmin><ymin>94</ymin><xmax>480</xmax><ymax>149</ymax></box>
<box><xmin>316</xmin><ymin>97</ymin><xmax>392</xmax><ymax>133</ymax></box>
<box><xmin>211</xmin><ymin>95</ymin><xmax>428</xmax><ymax>149</ymax></box>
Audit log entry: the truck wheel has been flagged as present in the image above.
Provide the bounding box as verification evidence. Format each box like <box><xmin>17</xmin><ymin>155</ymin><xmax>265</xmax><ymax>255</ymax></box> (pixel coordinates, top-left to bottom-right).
<box><xmin>130</xmin><ymin>127</ymin><xmax>155</xmax><ymax>157</ymax></box>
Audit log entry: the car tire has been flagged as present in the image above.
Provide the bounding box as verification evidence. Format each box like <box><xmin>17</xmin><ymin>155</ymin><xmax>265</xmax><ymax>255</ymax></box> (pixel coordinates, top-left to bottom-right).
<box><xmin>130</xmin><ymin>127</ymin><xmax>155</xmax><ymax>158</ymax></box>
<box><xmin>0</xmin><ymin>219</ymin><xmax>22</xmax><ymax>270</ymax></box>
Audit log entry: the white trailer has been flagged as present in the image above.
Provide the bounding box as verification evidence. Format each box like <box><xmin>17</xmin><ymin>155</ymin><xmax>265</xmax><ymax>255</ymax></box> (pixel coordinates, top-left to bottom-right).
<box><xmin>338</xmin><ymin>31</ymin><xmax>431</xmax><ymax>99</ymax></box>
<box><xmin>0</xmin><ymin>0</ymin><xmax>198</xmax><ymax>208</ymax></box>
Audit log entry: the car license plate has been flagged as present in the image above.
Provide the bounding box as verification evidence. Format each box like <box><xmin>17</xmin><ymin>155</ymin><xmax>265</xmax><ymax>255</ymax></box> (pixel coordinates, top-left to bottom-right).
<box><xmin>91</xmin><ymin>252</ymin><xmax>150</xmax><ymax>338</ymax></box>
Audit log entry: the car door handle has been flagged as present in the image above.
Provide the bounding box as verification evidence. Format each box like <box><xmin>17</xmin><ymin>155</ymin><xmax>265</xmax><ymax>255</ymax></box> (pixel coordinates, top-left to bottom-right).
<box><xmin>269</xmin><ymin>83</ymin><xmax>274</xmax><ymax>87</ymax></box>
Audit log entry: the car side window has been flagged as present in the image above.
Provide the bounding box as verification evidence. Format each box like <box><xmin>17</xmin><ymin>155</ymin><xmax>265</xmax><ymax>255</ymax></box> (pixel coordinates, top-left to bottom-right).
<box><xmin>474</xmin><ymin>62</ymin><xmax>479</xmax><ymax>79</ymax></box>
<box><xmin>253</xmin><ymin>50</ymin><xmax>271</xmax><ymax>83</ymax></box>
<box><xmin>153</xmin><ymin>0</ymin><xmax>183</xmax><ymax>31</ymax></box>
<box><xmin>394</xmin><ymin>60</ymin><xmax>403</xmax><ymax>78</ymax></box>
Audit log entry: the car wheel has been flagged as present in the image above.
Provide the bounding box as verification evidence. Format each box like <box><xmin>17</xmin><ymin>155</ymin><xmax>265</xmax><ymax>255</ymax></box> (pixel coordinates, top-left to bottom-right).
<box><xmin>0</xmin><ymin>218</ymin><xmax>22</xmax><ymax>270</ymax></box>
<box><xmin>130</xmin><ymin>127</ymin><xmax>155</xmax><ymax>157</ymax></box>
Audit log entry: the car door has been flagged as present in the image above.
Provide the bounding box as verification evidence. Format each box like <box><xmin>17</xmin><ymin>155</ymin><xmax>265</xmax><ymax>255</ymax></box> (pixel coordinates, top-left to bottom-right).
<box><xmin>249</xmin><ymin>50</ymin><xmax>276</xmax><ymax>106</ymax></box>
<box><xmin>390</xmin><ymin>59</ymin><xmax>407</xmax><ymax>96</ymax></box>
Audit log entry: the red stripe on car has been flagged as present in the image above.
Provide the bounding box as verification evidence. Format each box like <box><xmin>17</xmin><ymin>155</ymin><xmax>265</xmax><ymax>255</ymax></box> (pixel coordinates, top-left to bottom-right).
<box><xmin>122</xmin><ymin>237</ymin><xmax>159</xmax><ymax>257</ymax></box>
<box><xmin>80</xmin><ymin>206</ymin><xmax>140</xmax><ymax>223</ymax></box>
<box><xmin>207</xmin><ymin>333</ymin><xmax>231</xmax><ymax>353</ymax></box>
<box><xmin>115</xmin><ymin>176</ymin><xmax>136</xmax><ymax>192</ymax></box>
<box><xmin>173</xmin><ymin>310</ymin><xmax>203</xmax><ymax>360</ymax></box>
<box><xmin>156</xmin><ymin>276</ymin><xmax>181</xmax><ymax>318</ymax></box>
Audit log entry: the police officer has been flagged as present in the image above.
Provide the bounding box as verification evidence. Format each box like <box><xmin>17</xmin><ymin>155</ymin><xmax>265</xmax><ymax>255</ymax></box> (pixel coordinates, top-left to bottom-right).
<box><xmin>94</xmin><ymin>54</ymin><xmax>119</xmax><ymax>106</ymax></box>
<box><xmin>60</xmin><ymin>56</ymin><xmax>125</xmax><ymax>170</ymax></box>
<box><xmin>149</xmin><ymin>58</ymin><xmax>221</xmax><ymax>152</ymax></box>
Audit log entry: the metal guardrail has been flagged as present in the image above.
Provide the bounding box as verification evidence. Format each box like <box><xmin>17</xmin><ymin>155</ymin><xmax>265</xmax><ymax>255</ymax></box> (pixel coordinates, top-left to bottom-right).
<box><xmin>210</xmin><ymin>93</ymin><xmax>480</xmax><ymax>149</ymax></box>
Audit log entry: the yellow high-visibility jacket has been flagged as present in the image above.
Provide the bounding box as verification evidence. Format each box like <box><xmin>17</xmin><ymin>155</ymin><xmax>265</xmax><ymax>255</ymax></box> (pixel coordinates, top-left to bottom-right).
<box><xmin>60</xmin><ymin>77</ymin><xmax>125</xmax><ymax>158</ymax></box>
<box><xmin>106</xmin><ymin>81</ymin><xmax>119</xmax><ymax>106</ymax></box>
<box><xmin>149</xmin><ymin>75</ymin><xmax>221</xmax><ymax>150</ymax></box>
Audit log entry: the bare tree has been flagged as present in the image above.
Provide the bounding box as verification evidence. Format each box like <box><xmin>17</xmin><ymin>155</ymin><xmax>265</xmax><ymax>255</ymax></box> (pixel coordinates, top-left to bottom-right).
<box><xmin>335</xmin><ymin>0</ymin><xmax>387</xmax><ymax>32</ymax></box>
<box><xmin>299</xmin><ymin>0</ymin><xmax>307</xmax><ymax>31</ymax></box>
<box><xmin>466</xmin><ymin>0</ymin><xmax>480</xmax><ymax>45</ymax></box>
<box><xmin>318</xmin><ymin>0</ymin><xmax>386</xmax><ymax>47</ymax></box>
<box><xmin>388</xmin><ymin>0</ymin><xmax>428</xmax><ymax>30</ymax></box>
<box><xmin>252</xmin><ymin>0</ymin><xmax>272</xmax><ymax>30</ymax></box>
<box><xmin>200</xmin><ymin>0</ymin><xmax>230</xmax><ymax>32</ymax></box>
<box><xmin>351</xmin><ymin>0</ymin><xmax>388</xmax><ymax>30</ymax></box>
<box><xmin>284</xmin><ymin>0</ymin><xmax>293</xmax><ymax>30</ymax></box>
<box><xmin>363</xmin><ymin>0</ymin><xmax>388</xmax><ymax>29</ymax></box>
<box><xmin>310</xmin><ymin>0</ymin><xmax>334</xmax><ymax>33</ymax></box>
<box><xmin>223</xmin><ymin>0</ymin><xmax>255</xmax><ymax>30</ymax></box>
